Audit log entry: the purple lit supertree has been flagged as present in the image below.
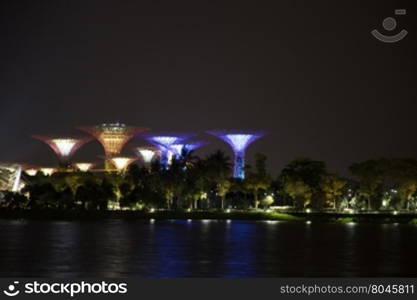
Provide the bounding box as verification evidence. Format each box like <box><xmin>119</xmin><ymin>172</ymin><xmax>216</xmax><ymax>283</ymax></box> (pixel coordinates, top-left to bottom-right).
<box><xmin>32</xmin><ymin>135</ymin><xmax>93</xmax><ymax>168</ymax></box>
<box><xmin>141</xmin><ymin>133</ymin><xmax>195</xmax><ymax>168</ymax></box>
<box><xmin>169</xmin><ymin>141</ymin><xmax>208</xmax><ymax>157</ymax></box>
<box><xmin>206</xmin><ymin>130</ymin><xmax>268</xmax><ymax>179</ymax></box>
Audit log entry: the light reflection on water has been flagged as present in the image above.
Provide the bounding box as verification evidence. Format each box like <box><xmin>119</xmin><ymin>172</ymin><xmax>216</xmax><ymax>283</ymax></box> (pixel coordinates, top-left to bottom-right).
<box><xmin>0</xmin><ymin>219</ymin><xmax>416</xmax><ymax>277</ymax></box>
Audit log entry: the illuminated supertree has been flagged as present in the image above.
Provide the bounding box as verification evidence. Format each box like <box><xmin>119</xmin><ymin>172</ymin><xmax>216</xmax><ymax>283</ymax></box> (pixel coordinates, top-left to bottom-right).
<box><xmin>133</xmin><ymin>147</ymin><xmax>159</xmax><ymax>165</ymax></box>
<box><xmin>206</xmin><ymin>130</ymin><xmax>267</xmax><ymax>179</ymax></box>
<box><xmin>75</xmin><ymin>162</ymin><xmax>95</xmax><ymax>172</ymax></box>
<box><xmin>110</xmin><ymin>156</ymin><xmax>137</xmax><ymax>172</ymax></box>
<box><xmin>170</xmin><ymin>141</ymin><xmax>208</xmax><ymax>157</ymax></box>
<box><xmin>32</xmin><ymin>135</ymin><xmax>93</xmax><ymax>168</ymax></box>
<box><xmin>40</xmin><ymin>167</ymin><xmax>56</xmax><ymax>176</ymax></box>
<box><xmin>78</xmin><ymin>122</ymin><xmax>148</xmax><ymax>169</ymax></box>
<box><xmin>20</xmin><ymin>164</ymin><xmax>40</xmax><ymax>176</ymax></box>
<box><xmin>142</xmin><ymin>133</ymin><xmax>194</xmax><ymax>168</ymax></box>
<box><xmin>25</xmin><ymin>168</ymin><xmax>39</xmax><ymax>176</ymax></box>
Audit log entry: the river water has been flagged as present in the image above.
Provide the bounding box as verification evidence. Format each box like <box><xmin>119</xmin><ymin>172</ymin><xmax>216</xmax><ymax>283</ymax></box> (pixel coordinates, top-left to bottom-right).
<box><xmin>0</xmin><ymin>219</ymin><xmax>416</xmax><ymax>277</ymax></box>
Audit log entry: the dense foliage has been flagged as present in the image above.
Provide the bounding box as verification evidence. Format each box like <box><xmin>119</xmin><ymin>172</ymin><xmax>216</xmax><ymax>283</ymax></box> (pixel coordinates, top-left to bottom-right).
<box><xmin>1</xmin><ymin>152</ymin><xmax>417</xmax><ymax>213</ymax></box>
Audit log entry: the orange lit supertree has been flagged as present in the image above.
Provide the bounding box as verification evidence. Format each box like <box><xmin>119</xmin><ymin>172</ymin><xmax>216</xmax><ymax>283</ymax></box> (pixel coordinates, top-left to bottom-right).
<box><xmin>78</xmin><ymin>122</ymin><xmax>148</xmax><ymax>170</ymax></box>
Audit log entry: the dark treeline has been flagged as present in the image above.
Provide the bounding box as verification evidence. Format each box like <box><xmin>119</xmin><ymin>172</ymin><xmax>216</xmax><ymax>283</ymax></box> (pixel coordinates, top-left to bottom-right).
<box><xmin>1</xmin><ymin>151</ymin><xmax>417</xmax><ymax>213</ymax></box>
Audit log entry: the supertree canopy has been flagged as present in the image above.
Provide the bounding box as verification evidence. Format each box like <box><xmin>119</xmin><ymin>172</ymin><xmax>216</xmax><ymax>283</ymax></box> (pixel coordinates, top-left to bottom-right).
<box><xmin>142</xmin><ymin>133</ymin><xmax>194</xmax><ymax>168</ymax></box>
<box><xmin>78</xmin><ymin>123</ymin><xmax>148</xmax><ymax>156</ymax></box>
<box><xmin>32</xmin><ymin>135</ymin><xmax>93</xmax><ymax>168</ymax></box>
<box><xmin>40</xmin><ymin>167</ymin><xmax>56</xmax><ymax>176</ymax></box>
<box><xmin>75</xmin><ymin>162</ymin><xmax>94</xmax><ymax>172</ymax></box>
<box><xmin>110</xmin><ymin>156</ymin><xmax>137</xmax><ymax>171</ymax></box>
<box><xmin>133</xmin><ymin>147</ymin><xmax>159</xmax><ymax>164</ymax></box>
<box><xmin>170</xmin><ymin>141</ymin><xmax>208</xmax><ymax>157</ymax></box>
<box><xmin>207</xmin><ymin>130</ymin><xmax>267</xmax><ymax>179</ymax></box>
<box><xmin>78</xmin><ymin>123</ymin><xmax>148</xmax><ymax>169</ymax></box>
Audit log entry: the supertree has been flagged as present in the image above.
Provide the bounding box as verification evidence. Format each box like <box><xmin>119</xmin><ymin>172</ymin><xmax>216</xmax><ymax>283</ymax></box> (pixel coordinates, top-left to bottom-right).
<box><xmin>142</xmin><ymin>133</ymin><xmax>194</xmax><ymax>168</ymax></box>
<box><xmin>169</xmin><ymin>141</ymin><xmax>208</xmax><ymax>157</ymax></box>
<box><xmin>40</xmin><ymin>167</ymin><xmax>56</xmax><ymax>176</ymax></box>
<box><xmin>32</xmin><ymin>135</ymin><xmax>93</xmax><ymax>168</ymax></box>
<box><xmin>20</xmin><ymin>163</ymin><xmax>40</xmax><ymax>176</ymax></box>
<box><xmin>74</xmin><ymin>162</ymin><xmax>95</xmax><ymax>172</ymax></box>
<box><xmin>133</xmin><ymin>147</ymin><xmax>159</xmax><ymax>165</ymax></box>
<box><xmin>78</xmin><ymin>122</ymin><xmax>148</xmax><ymax>169</ymax></box>
<box><xmin>109</xmin><ymin>156</ymin><xmax>137</xmax><ymax>172</ymax></box>
<box><xmin>206</xmin><ymin>130</ymin><xmax>267</xmax><ymax>179</ymax></box>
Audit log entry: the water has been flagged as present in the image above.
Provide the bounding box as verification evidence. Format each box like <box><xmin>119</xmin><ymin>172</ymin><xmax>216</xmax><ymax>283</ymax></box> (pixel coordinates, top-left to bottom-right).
<box><xmin>0</xmin><ymin>219</ymin><xmax>416</xmax><ymax>277</ymax></box>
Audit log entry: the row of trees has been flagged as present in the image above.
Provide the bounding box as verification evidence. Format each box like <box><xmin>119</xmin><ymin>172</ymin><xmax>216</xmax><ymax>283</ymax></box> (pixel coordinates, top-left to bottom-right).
<box><xmin>1</xmin><ymin>152</ymin><xmax>417</xmax><ymax>212</ymax></box>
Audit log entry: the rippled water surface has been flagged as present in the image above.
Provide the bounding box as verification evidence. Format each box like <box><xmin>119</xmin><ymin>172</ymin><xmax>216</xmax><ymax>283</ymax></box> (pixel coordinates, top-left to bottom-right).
<box><xmin>0</xmin><ymin>219</ymin><xmax>416</xmax><ymax>277</ymax></box>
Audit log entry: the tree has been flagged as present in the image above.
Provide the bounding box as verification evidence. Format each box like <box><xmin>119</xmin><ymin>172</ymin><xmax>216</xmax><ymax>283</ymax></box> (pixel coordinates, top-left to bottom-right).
<box><xmin>280</xmin><ymin>158</ymin><xmax>327</xmax><ymax>209</ymax></box>
<box><xmin>319</xmin><ymin>174</ymin><xmax>346</xmax><ymax>210</ymax></box>
<box><xmin>245</xmin><ymin>153</ymin><xmax>272</xmax><ymax>208</ymax></box>
<box><xmin>23</xmin><ymin>183</ymin><xmax>58</xmax><ymax>210</ymax></box>
<box><xmin>350</xmin><ymin>159</ymin><xmax>388</xmax><ymax>210</ymax></box>
<box><xmin>2</xmin><ymin>192</ymin><xmax>28</xmax><ymax>210</ymax></box>
<box><xmin>283</xmin><ymin>179</ymin><xmax>312</xmax><ymax>209</ymax></box>
<box><xmin>261</xmin><ymin>195</ymin><xmax>274</xmax><ymax>209</ymax></box>
<box><xmin>202</xmin><ymin>150</ymin><xmax>232</xmax><ymax>209</ymax></box>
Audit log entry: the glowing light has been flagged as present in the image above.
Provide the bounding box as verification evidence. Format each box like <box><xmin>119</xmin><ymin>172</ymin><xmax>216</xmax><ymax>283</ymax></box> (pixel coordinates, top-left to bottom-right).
<box><xmin>206</xmin><ymin>130</ymin><xmax>267</xmax><ymax>179</ymax></box>
<box><xmin>26</xmin><ymin>169</ymin><xmax>38</xmax><ymax>176</ymax></box>
<box><xmin>224</xmin><ymin>134</ymin><xmax>254</xmax><ymax>152</ymax></box>
<box><xmin>134</xmin><ymin>147</ymin><xmax>158</xmax><ymax>164</ymax></box>
<box><xmin>75</xmin><ymin>163</ymin><xmax>94</xmax><ymax>172</ymax></box>
<box><xmin>51</xmin><ymin>139</ymin><xmax>78</xmax><ymax>156</ymax></box>
<box><xmin>40</xmin><ymin>168</ymin><xmax>56</xmax><ymax>176</ymax></box>
<box><xmin>393</xmin><ymin>211</ymin><xmax>398</xmax><ymax>215</ymax></box>
<box><xmin>110</xmin><ymin>157</ymin><xmax>136</xmax><ymax>171</ymax></box>
<box><xmin>226</xmin><ymin>209</ymin><xmax>231</xmax><ymax>213</ymax></box>
<box><xmin>170</xmin><ymin>144</ymin><xmax>185</xmax><ymax>156</ymax></box>
<box><xmin>306</xmin><ymin>221</ymin><xmax>312</xmax><ymax>225</ymax></box>
<box><xmin>149</xmin><ymin>208</ymin><xmax>155</xmax><ymax>213</ymax></box>
<box><xmin>151</xmin><ymin>136</ymin><xmax>179</xmax><ymax>147</ymax></box>
<box><xmin>266</xmin><ymin>220</ymin><xmax>279</xmax><ymax>224</ymax></box>
<box><xmin>306</xmin><ymin>208</ymin><xmax>312</xmax><ymax>213</ymax></box>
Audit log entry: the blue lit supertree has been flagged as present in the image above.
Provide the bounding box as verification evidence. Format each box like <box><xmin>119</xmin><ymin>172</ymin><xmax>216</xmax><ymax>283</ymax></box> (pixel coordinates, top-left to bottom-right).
<box><xmin>169</xmin><ymin>141</ymin><xmax>208</xmax><ymax>158</ymax></box>
<box><xmin>206</xmin><ymin>130</ymin><xmax>267</xmax><ymax>179</ymax></box>
<box><xmin>142</xmin><ymin>133</ymin><xmax>195</xmax><ymax>168</ymax></box>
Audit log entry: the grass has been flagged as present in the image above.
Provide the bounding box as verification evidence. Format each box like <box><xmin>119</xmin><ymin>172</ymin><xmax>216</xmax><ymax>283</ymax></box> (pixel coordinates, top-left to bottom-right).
<box><xmin>335</xmin><ymin>217</ymin><xmax>355</xmax><ymax>223</ymax></box>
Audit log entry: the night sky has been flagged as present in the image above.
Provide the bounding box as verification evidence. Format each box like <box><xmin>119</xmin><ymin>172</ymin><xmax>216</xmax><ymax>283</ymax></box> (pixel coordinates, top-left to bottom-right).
<box><xmin>0</xmin><ymin>0</ymin><xmax>416</xmax><ymax>176</ymax></box>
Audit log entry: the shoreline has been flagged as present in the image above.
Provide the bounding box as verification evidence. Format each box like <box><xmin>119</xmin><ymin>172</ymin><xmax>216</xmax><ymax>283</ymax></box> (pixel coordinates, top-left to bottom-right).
<box><xmin>0</xmin><ymin>209</ymin><xmax>417</xmax><ymax>224</ymax></box>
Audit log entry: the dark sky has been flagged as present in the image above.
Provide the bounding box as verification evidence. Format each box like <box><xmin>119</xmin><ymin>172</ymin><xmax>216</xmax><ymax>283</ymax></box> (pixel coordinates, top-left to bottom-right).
<box><xmin>0</xmin><ymin>0</ymin><xmax>416</xmax><ymax>176</ymax></box>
